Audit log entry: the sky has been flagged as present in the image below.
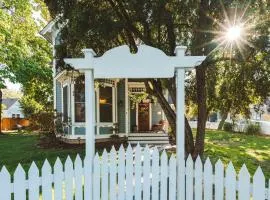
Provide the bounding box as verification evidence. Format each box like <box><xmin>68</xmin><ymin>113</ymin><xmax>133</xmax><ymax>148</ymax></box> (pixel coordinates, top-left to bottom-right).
<box><xmin>4</xmin><ymin>79</ymin><xmax>21</xmax><ymax>91</ymax></box>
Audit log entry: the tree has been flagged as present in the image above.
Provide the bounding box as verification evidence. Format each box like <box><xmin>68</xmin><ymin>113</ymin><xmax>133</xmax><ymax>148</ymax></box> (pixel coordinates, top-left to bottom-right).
<box><xmin>0</xmin><ymin>0</ymin><xmax>53</xmax><ymax>117</ymax></box>
<box><xmin>44</xmin><ymin>0</ymin><xmax>270</xmax><ymax>157</ymax></box>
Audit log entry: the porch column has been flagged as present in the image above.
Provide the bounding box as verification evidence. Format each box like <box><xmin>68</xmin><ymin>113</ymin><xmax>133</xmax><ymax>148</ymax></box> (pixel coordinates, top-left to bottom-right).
<box><xmin>125</xmin><ymin>78</ymin><xmax>129</xmax><ymax>134</ymax></box>
<box><xmin>175</xmin><ymin>46</ymin><xmax>187</xmax><ymax>200</ymax></box>
<box><xmin>85</xmin><ymin>69</ymin><xmax>95</xmax><ymax>157</ymax></box>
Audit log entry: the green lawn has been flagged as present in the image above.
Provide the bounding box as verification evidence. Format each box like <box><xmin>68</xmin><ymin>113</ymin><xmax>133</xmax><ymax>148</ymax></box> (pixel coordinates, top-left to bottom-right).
<box><xmin>0</xmin><ymin>133</ymin><xmax>85</xmax><ymax>174</ymax></box>
<box><xmin>0</xmin><ymin>130</ymin><xmax>269</xmax><ymax>178</ymax></box>
<box><xmin>204</xmin><ymin>130</ymin><xmax>270</xmax><ymax>178</ymax></box>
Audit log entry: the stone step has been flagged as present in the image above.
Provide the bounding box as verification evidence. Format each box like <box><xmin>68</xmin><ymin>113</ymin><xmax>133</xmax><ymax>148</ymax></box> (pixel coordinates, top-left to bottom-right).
<box><xmin>128</xmin><ymin>133</ymin><xmax>170</xmax><ymax>145</ymax></box>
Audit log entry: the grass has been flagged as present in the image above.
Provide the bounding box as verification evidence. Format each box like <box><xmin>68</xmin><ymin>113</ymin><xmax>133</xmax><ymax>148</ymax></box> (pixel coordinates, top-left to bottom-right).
<box><xmin>0</xmin><ymin>130</ymin><xmax>269</xmax><ymax>178</ymax></box>
<box><xmin>0</xmin><ymin>132</ymin><xmax>84</xmax><ymax>174</ymax></box>
<box><xmin>204</xmin><ymin>130</ymin><xmax>270</xmax><ymax>178</ymax></box>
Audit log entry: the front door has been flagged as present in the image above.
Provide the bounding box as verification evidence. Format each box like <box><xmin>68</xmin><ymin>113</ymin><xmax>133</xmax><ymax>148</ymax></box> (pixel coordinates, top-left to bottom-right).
<box><xmin>138</xmin><ymin>102</ymin><xmax>150</xmax><ymax>131</ymax></box>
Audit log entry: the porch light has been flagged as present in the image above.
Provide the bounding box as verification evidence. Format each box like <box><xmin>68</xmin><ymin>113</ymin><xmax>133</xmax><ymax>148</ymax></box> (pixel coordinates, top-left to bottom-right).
<box><xmin>99</xmin><ymin>98</ymin><xmax>107</xmax><ymax>104</ymax></box>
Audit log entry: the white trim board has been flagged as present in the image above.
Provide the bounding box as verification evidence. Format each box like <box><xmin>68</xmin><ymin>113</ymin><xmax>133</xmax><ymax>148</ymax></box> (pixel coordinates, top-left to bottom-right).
<box><xmin>64</xmin><ymin>45</ymin><xmax>206</xmax><ymax>78</ymax></box>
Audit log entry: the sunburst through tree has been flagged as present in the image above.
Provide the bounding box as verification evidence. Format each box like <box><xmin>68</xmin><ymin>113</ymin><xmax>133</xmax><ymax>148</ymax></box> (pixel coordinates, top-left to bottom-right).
<box><xmin>205</xmin><ymin>2</ymin><xmax>260</xmax><ymax>59</ymax></box>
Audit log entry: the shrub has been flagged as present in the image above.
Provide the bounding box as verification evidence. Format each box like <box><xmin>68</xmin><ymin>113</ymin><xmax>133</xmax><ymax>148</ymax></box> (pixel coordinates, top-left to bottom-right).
<box><xmin>245</xmin><ymin>123</ymin><xmax>261</xmax><ymax>135</ymax></box>
<box><xmin>223</xmin><ymin>122</ymin><xmax>233</xmax><ymax>132</ymax></box>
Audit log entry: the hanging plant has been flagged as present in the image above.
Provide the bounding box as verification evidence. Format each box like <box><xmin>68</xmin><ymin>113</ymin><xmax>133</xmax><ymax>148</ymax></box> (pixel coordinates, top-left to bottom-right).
<box><xmin>128</xmin><ymin>92</ymin><xmax>148</xmax><ymax>109</ymax></box>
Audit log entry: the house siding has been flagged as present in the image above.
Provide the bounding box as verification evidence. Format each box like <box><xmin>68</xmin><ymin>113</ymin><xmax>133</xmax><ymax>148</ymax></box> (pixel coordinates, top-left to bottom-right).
<box><xmin>117</xmin><ymin>80</ymin><xmax>126</xmax><ymax>133</ymax></box>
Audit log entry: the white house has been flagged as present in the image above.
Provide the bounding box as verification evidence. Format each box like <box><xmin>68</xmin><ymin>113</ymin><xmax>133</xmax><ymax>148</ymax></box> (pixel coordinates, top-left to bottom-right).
<box><xmin>2</xmin><ymin>98</ymin><xmax>24</xmax><ymax>119</ymax></box>
<box><xmin>40</xmin><ymin>21</ymin><xmax>173</xmax><ymax>144</ymax></box>
<box><xmin>1</xmin><ymin>98</ymin><xmax>28</xmax><ymax>130</ymax></box>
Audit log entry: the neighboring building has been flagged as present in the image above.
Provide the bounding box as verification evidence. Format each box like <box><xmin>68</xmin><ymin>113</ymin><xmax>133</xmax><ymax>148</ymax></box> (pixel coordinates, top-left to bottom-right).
<box><xmin>1</xmin><ymin>98</ymin><xmax>29</xmax><ymax>130</ymax></box>
<box><xmin>40</xmin><ymin>21</ymin><xmax>169</xmax><ymax>144</ymax></box>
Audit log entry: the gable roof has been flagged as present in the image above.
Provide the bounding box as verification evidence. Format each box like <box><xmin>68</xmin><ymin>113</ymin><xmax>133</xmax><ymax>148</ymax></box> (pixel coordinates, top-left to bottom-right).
<box><xmin>2</xmin><ymin>98</ymin><xmax>18</xmax><ymax>110</ymax></box>
<box><xmin>39</xmin><ymin>20</ymin><xmax>56</xmax><ymax>43</ymax></box>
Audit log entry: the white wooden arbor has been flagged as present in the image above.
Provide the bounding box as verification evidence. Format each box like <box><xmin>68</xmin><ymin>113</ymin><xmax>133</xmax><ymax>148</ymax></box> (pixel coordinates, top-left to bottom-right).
<box><xmin>64</xmin><ymin>44</ymin><xmax>206</xmax><ymax>199</ymax></box>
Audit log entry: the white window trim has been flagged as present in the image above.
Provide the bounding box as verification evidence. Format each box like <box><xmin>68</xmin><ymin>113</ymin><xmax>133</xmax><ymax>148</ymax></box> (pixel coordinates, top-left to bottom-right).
<box><xmin>70</xmin><ymin>79</ymin><xmax>117</xmax><ymax>136</ymax></box>
<box><xmin>96</xmin><ymin>82</ymin><xmax>117</xmax><ymax>135</ymax></box>
<box><xmin>62</xmin><ymin>81</ymin><xmax>70</xmax><ymax>122</ymax></box>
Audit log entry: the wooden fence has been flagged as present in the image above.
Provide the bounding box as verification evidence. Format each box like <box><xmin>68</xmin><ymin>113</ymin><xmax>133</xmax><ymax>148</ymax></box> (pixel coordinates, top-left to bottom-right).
<box><xmin>0</xmin><ymin>144</ymin><xmax>269</xmax><ymax>200</ymax></box>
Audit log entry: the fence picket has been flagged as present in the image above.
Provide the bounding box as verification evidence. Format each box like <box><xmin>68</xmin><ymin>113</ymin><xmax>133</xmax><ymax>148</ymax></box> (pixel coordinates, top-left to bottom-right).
<box><xmin>238</xmin><ymin>164</ymin><xmax>250</xmax><ymax>200</ymax></box>
<box><xmin>169</xmin><ymin>155</ymin><xmax>176</xmax><ymax>200</ymax></box>
<box><xmin>186</xmin><ymin>155</ymin><xmax>194</xmax><ymax>200</ymax></box>
<box><xmin>54</xmin><ymin>157</ymin><xmax>63</xmax><ymax>200</ymax></box>
<box><xmin>14</xmin><ymin>164</ymin><xmax>26</xmax><ymax>200</ymax></box>
<box><xmin>151</xmin><ymin>147</ymin><xmax>160</xmax><ymax>200</ymax></box>
<box><xmin>134</xmin><ymin>144</ymin><xmax>142</xmax><ymax>200</ymax></box>
<box><xmin>118</xmin><ymin>145</ymin><xmax>125</xmax><ymax>200</ymax></box>
<box><xmin>143</xmin><ymin>146</ymin><xmax>151</xmax><ymax>200</ymax></box>
<box><xmin>225</xmin><ymin>162</ymin><xmax>236</xmax><ymax>200</ymax></box>
<box><xmin>215</xmin><ymin>159</ymin><xmax>224</xmax><ymax>200</ymax></box>
<box><xmin>126</xmin><ymin>144</ymin><xmax>134</xmax><ymax>200</ymax></box>
<box><xmin>110</xmin><ymin>146</ymin><xmax>117</xmax><ymax>200</ymax></box>
<box><xmin>194</xmin><ymin>156</ymin><xmax>202</xmax><ymax>200</ymax></box>
<box><xmin>160</xmin><ymin>151</ymin><xmax>168</xmax><ymax>200</ymax></box>
<box><xmin>102</xmin><ymin>149</ymin><xmax>109</xmax><ymax>200</ymax></box>
<box><xmin>204</xmin><ymin>158</ymin><xmax>213</xmax><ymax>200</ymax></box>
<box><xmin>84</xmin><ymin>156</ymin><xmax>91</xmax><ymax>200</ymax></box>
<box><xmin>93</xmin><ymin>153</ymin><xmax>101</xmax><ymax>200</ymax></box>
<box><xmin>0</xmin><ymin>146</ymin><xmax>269</xmax><ymax>200</ymax></box>
<box><xmin>0</xmin><ymin>166</ymin><xmax>11</xmax><ymax>200</ymax></box>
<box><xmin>65</xmin><ymin>156</ymin><xmax>74</xmax><ymax>200</ymax></box>
<box><xmin>29</xmin><ymin>162</ymin><xmax>40</xmax><ymax>200</ymax></box>
<box><xmin>253</xmin><ymin>167</ymin><xmax>265</xmax><ymax>200</ymax></box>
<box><xmin>42</xmin><ymin>159</ymin><xmax>52</xmax><ymax>200</ymax></box>
<box><xmin>74</xmin><ymin>155</ymin><xmax>83</xmax><ymax>200</ymax></box>
<box><xmin>268</xmin><ymin>179</ymin><xmax>270</xmax><ymax>200</ymax></box>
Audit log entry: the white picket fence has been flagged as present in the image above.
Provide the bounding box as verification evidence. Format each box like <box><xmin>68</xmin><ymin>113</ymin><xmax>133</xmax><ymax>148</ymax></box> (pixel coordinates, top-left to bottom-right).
<box><xmin>0</xmin><ymin>144</ymin><xmax>269</xmax><ymax>200</ymax></box>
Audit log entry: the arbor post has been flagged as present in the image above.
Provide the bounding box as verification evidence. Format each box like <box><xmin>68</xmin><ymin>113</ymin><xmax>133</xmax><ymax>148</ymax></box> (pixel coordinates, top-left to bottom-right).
<box><xmin>175</xmin><ymin>46</ymin><xmax>187</xmax><ymax>200</ymax></box>
<box><xmin>82</xmin><ymin>49</ymin><xmax>96</xmax><ymax>200</ymax></box>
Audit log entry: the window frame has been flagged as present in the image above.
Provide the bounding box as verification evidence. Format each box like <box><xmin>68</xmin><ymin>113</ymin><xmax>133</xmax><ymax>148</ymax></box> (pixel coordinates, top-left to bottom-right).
<box><xmin>73</xmin><ymin>76</ymin><xmax>86</xmax><ymax>123</ymax></box>
<box><xmin>62</xmin><ymin>83</ymin><xmax>70</xmax><ymax>123</ymax></box>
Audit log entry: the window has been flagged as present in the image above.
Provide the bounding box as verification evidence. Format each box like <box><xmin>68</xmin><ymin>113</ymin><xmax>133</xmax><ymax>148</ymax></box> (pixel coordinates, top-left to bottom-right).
<box><xmin>16</xmin><ymin>114</ymin><xmax>20</xmax><ymax>118</ymax></box>
<box><xmin>63</xmin><ymin>85</ymin><xmax>68</xmax><ymax>122</ymax></box>
<box><xmin>74</xmin><ymin>76</ymin><xmax>85</xmax><ymax>122</ymax></box>
<box><xmin>99</xmin><ymin>86</ymin><xmax>113</xmax><ymax>122</ymax></box>
<box><xmin>12</xmin><ymin>114</ymin><xmax>16</xmax><ymax>118</ymax></box>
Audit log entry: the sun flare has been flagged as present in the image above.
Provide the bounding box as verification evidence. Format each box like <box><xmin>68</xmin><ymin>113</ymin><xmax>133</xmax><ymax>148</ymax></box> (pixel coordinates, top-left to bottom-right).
<box><xmin>197</xmin><ymin>2</ymin><xmax>259</xmax><ymax>59</ymax></box>
<box><xmin>226</xmin><ymin>25</ymin><xmax>242</xmax><ymax>41</ymax></box>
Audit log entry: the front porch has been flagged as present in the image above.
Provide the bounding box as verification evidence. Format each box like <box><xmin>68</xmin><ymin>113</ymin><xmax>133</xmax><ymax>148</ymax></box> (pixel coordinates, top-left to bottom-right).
<box><xmin>55</xmin><ymin>72</ymin><xmax>170</xmax><ymax>142</ymax></box>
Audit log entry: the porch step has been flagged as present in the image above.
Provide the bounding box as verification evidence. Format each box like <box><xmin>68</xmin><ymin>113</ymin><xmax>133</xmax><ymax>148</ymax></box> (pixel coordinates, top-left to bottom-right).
<box><xmin>128</xmin><ymin>133</ymin><xmax>170</xmax><ymax>145</ymax></box>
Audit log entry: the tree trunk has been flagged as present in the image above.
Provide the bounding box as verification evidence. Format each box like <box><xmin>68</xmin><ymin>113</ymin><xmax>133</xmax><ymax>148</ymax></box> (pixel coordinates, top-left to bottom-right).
<box><xmin>218</xmin><ymin>112</ymin><xmax>228</xmax><ymax>130</ymax></box>
<box><xmin>191</xmin><ymin>0</ymin><xmax>212</xmax><ymax>158</ymax></box>
<box><xmin>193</xmin><ymin>66</ymin><xmax>207</xmax><ymax>157</ymax></box>
<box><xmin>145</xmin><ymin>80</ymin><xmax>195</xmax><ymax>155</ymax></box>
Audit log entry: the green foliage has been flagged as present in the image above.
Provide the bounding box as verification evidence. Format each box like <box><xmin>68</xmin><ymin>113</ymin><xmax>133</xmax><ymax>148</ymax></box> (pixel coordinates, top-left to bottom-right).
<box><xmin>128</xmin><ymin>93</ymin><xmax>148</xmax><ymax>109</ymax></box>
<box><xmin>19</xmin><ymin>96</ymin><xmax>44</xmax><ymax>118</ymax></box>
<box><xmin>0</xmin><ymin>0</ymin><xmax>53</xmax><ymax>117</ymax></box>
<box><xmin>223</xmin><ymin>122</ymin><xmax>233</xmax><ymax>132</ymax></box>
<box><xmin>29</xmin><ymin>111</ymin><xmax>55</xmax><ymax>132</ymax></box>
<box><xmin>245</xmin><ymin>122</ymin><xmax>261</xmax><ymax>135</ymax></box>
<box><xmin>46</xmin><ymin>0</ymin><xmax>270</xmax><ymax>118</ymax></box>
